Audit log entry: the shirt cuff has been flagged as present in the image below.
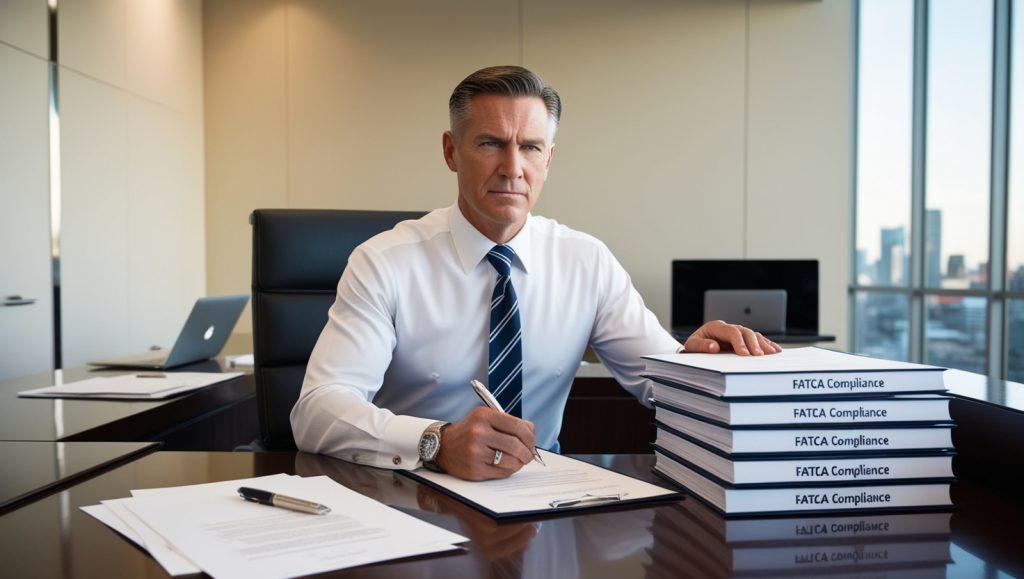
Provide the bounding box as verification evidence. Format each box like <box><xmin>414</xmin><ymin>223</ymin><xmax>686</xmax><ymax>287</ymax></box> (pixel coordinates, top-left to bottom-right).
<box><xmin>381</xmin><ymin>414</ymin><xmax>438</xmax><ymax>469</ymax></box>
<box><xmin>676</xmin><ymin>344</ymin><xmax>686</xmax><ymax>353</ymax></box>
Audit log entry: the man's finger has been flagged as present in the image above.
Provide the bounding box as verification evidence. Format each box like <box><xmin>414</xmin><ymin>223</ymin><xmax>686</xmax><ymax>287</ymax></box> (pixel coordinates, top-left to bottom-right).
<box><xmin>484</xmin><ymin>431</ymin><xmax>534</xmax><ymax>466</ymax></box>
<box><xmin>489</xmin><ymin>413</ymin><xmax>537</xmax><ymax>448</ymax></box>
<box><xmin>683</xmin><ymin>337</ymin><xmax>721</xmax><ymax>353</ymax></box>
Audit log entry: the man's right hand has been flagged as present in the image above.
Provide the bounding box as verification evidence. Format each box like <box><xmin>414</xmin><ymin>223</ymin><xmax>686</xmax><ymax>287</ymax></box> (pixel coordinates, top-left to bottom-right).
<box><xmin>434</xmin><ymin>406</ymin><xmax>537</xmax><ymax>480</ymax></box>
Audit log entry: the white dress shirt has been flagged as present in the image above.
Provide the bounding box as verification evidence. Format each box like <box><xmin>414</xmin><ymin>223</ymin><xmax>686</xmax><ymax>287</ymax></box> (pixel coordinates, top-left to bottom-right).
<box><xmin>290</xmin><ymin>203</ymin><xmax>680</xmax><ymax>469</ymax></box>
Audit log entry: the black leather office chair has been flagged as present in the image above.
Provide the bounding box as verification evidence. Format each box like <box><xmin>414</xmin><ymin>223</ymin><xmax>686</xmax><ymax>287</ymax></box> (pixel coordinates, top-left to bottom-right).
<box><xmin>248</xmin><ymin>208</ymin><xmax>425</xmax><ymax>450</ymax></box>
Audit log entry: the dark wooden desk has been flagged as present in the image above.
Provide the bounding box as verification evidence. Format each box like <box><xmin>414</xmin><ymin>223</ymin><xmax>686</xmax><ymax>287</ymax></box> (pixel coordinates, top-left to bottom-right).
<box><xmin>0</xmin><ymin>361</ymin><xmax>258</xmax><ymax>450</ymax></box>
<box><xmin>0</xmin><ymin>441</ymin><xmax>158</xmax><ymax>514</ymax></box>
<box><xmin>2</xmin><ymin>451</ymin><xmax>1021</xmax><ymax>578</ymax></box>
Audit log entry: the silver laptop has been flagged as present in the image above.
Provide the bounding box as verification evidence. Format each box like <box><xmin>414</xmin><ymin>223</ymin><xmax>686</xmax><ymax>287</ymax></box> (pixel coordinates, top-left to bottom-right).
<box><xmin>703</xmin><ymin>289</ymin><xmax>787</xmax><ymax>334</ymax></box>
<box><xmin>88</xmin><ymin>295</ymin><xmax>249</xmax><ymax>369</ymax></box>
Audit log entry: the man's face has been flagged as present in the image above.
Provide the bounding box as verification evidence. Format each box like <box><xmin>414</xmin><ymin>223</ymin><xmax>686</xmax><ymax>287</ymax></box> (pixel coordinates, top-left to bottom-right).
<box><xmin>443</xmin><ymin>95</ymin><xmax>555</xmax><ymax>243</ymax></box>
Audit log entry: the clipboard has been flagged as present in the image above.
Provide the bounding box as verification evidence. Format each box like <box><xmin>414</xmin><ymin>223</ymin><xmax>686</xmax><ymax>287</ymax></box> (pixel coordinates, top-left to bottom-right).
<box><xmin>401</xmin><ymin>449</ymin><xmax>683</xmax><ymax>519</ymax></box>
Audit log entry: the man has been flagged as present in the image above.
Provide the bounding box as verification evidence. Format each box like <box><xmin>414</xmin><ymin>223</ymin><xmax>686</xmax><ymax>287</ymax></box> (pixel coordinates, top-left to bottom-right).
<box><xmin>291</xmin><ymin>66</ymin><xmax>780</xmax><ymax>481</ymax></box>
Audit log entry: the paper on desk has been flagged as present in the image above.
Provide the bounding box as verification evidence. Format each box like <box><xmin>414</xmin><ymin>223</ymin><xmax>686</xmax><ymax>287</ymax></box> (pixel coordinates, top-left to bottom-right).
<box><xmin>18</xmin><ymin>372</ymin><xmax>242</xmax><ymax>399</ymax></box>
<box><xmin>82</xmin><ymin>474</ymin><xmax>296</xmax><ymax>577</ymax></box>
<box><xmin>409</xmin><ymin>449</ymin><xmax>679</xmax><ymax>517</ymax></box>
<box><xmin>100</xmin><ymin>499</ymin><xmax>202</xmax><ymax>575</ymax></box>
<box><xmin>121</xmin><ymin>475</ymin><xmax>468</xmax><ymax>579</ymax></box>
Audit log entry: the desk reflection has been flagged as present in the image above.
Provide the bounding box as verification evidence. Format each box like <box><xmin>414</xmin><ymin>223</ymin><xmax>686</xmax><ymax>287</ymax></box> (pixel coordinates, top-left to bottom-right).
<box><xmin>294</xmin><ymin>452</ymin><xmax>657</xmax><ymax>579</ymax></box>
<box><xmin>647</xmin><ymin>498</ymin><xmax>952</xmax><ymax>578</ymax></box>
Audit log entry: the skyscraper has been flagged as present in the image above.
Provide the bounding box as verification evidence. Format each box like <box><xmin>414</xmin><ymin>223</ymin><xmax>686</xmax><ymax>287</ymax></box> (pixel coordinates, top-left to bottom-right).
<box><xmin>879</xmin><ymin>226</ymin><xmax>907</xmax><ymax>286</ymax></box>
<box><xmin>926</xmin><ymin>209</ymin><xmax>942</xmax><ymax>287</ymax></box>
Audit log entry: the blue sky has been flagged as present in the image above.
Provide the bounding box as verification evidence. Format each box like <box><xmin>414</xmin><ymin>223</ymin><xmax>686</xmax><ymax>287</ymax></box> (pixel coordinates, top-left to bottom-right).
<box><xmin>857</xmin><ymin>0</ymin><xmax>1021</xmax><ymax>280</ymax></box>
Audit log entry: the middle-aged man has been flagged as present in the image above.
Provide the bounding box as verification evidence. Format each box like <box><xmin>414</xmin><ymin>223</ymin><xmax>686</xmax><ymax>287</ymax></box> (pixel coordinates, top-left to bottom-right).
<box><xmin>291</xmin><ymin>65</ymin><xmax>781</xmax><ymax>481</ymax></box>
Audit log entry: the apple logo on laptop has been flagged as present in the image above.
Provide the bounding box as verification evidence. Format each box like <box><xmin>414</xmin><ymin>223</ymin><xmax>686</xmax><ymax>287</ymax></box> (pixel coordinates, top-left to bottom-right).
<box><xmin>204</xmin><ymin>325</ymin><xmax>215</xmax><ymax>341</ymax></box>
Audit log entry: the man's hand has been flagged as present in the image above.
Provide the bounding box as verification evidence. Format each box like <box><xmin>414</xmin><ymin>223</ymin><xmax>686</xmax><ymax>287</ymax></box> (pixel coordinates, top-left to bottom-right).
<box><xmin>435</xmin><ymin>406</ymin><xmax>536</xmax><ymax>481</ymax></box>
<box><xmin>683</xmin><ymin>320</ymin><xmax>782</xmax><ymax>356</ymax></box>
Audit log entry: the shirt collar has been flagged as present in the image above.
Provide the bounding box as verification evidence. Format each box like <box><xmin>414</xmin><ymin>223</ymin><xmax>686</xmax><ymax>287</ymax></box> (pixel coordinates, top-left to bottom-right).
<box><xmin>449</xmin><ymin>202</ymin><xmax>532</xmax><ymax>275</ymax></box>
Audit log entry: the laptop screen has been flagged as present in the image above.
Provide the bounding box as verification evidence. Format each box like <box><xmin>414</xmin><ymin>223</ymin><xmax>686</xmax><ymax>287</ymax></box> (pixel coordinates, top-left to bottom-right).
<box><xmin>671</xmin><ymin>260</ymin><xmax>819</xmax><ymax>333</ymax></box>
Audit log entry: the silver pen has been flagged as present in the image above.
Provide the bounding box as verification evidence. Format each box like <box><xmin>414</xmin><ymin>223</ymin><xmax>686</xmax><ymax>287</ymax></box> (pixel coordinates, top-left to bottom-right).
<box><xmin>237</xmin><ymin>487</ymin><xmax>331</xmax><ymax>515</ymax></box>
<box><xmin>470</xmin><ymin>379</ymin><xmax>546</xmax><ymax>466</ymax></box>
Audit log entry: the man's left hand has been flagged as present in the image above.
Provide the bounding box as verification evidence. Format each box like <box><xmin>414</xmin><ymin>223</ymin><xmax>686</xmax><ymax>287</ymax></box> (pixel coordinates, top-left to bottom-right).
<box><xmin>683</xmin><ymin>320</ymin><xmax>782</xmax><ymax>356</ymax></box>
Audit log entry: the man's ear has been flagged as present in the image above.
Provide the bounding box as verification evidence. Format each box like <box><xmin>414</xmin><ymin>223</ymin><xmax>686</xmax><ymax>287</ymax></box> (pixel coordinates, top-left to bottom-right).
<box><xmin>442</xmin><ymin>131</ymin><xmax>458</xmax><ymax>172</ymax></box>
<box><xmin>545</xmin><ymin>143</ymin><xmax>556</xmax><ymax>173</ymax></box>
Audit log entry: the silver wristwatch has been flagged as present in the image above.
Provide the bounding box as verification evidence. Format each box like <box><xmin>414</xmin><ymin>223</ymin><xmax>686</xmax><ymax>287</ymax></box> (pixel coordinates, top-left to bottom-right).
<box><xmin>418</xmin><ymin>421</ymin><xmax>448</xmax><ymax>472</ymax></box>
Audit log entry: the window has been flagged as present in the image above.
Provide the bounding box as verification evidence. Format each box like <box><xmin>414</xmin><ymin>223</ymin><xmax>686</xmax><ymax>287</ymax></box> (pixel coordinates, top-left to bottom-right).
<box><xmin>854</xmin><ymin>0</ymin><xmax>1024</xmax><ymax>380</ymax></box>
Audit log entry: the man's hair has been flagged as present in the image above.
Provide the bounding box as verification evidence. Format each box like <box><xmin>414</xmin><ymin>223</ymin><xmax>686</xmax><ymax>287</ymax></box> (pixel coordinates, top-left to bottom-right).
<box><xmin>448</xmin><ymin>65</ymin><xmax>561</xmax><ymax>139</ymax></box>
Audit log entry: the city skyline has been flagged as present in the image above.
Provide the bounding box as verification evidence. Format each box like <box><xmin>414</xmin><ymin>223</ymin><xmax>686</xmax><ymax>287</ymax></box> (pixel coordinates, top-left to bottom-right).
<box><xmin>857</xmin><ymin>0</ymin><xmax>1022</xmax><ymax>284</ymax></box>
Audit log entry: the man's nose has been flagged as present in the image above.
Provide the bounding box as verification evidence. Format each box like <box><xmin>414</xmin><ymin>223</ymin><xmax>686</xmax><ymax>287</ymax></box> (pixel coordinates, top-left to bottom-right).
<box><xmin>498</xmin><ymin>148</ymin><xmax>524</xmax><ymax>180</ymax></box>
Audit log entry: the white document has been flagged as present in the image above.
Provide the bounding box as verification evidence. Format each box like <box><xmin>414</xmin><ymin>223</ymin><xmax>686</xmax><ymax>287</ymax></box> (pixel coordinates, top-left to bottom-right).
<box><xmin>409</xmin><ymin>450</ymin><xmax>679</xmax><ymax>517</ymax></box>
<box><xmin>83</xmin><ymin>474</ymin><xmax>297</xmax><ymax>576</ymax></box>
<box><xmin>120</xmin><ymin>475</ymin><xmax>468</xmax><ymax>579</ymax></box>
<box><xmin>99</xmin><ymin>499</ymin><xmax>202</xmax><ymax>576</ymax></box>
<box><xmin>18</xmin><ymin>372</ymin><xmax>242</xmax><ymax>399</ymax></box>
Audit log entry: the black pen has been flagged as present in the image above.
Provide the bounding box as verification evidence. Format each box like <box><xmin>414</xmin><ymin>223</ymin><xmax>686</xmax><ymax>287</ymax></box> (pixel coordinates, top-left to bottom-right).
<box><xmin>237</xmin><ymin>487</ymin><xmax>331</xmax><ymax>515</ymax></box>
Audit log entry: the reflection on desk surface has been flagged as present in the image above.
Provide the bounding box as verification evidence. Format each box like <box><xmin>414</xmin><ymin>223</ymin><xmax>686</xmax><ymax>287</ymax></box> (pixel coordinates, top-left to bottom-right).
<box><xmin>2</xmin><ymin>452</ymin><xmax>1024</xmax><ymax>579</ymax></box>
<box><xmin>0</xmin><ymin>362</ymin><xmax>253</xmax><ymax>442</ymax></box>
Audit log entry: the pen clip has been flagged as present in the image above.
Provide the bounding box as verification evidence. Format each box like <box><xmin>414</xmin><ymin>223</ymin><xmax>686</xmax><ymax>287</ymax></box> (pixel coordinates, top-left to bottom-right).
<box><xmin>548</xmin><ymin>493</ymin><xmax>627</xmax><ymax>508</ymax></box>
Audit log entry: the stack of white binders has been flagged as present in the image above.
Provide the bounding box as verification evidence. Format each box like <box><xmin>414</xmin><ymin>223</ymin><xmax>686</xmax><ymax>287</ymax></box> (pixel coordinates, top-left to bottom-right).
<box><xmin>642</xmin><ymin>347</ymin><xmax>955</xmax><ymax>516</ymax></box>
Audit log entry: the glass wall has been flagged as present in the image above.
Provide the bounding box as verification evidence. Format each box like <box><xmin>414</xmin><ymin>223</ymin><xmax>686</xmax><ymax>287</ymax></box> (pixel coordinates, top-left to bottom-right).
<box><xmin>924</xmin><ymin>0</ymin><xmax>992</xmax><ymax>291</ymax></box>
<box><xmin>855</xmin><ymin>0</ymin><xmax>914</xmax><ymax>288</ymax></box>
<box><xmin>854</xmin><ymin>0</ymin><xmax>1020</xmax><ymax>380</ymax></box>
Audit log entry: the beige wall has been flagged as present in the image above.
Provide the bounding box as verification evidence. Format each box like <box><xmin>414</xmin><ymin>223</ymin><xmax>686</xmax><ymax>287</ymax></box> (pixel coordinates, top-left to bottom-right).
<box><xmin>57</xmin><ymin>0</ymin><xmax>206</xmax><ymax>367</ymax></box>
<box><xmin>205</xmin><ymin>0</ymin><xmax>852</xmax><ymax>349</ymax></box>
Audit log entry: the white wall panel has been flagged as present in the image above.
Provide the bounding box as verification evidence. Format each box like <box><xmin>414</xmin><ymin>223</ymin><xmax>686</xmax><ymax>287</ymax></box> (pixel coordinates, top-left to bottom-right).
<box><xmin>0</xmin><ymin>45</ymin><xmax>53</xmax><ymax>380</ymax></box>
<box><xmin>0</xmin><ymin>0</ymin><xmax>48</xmax><ymax>58</ymax></box>
<box><xmin>126</xmin><ymin>97</ymin><xmax>204</xmax><ymax>352</ymax></box>
<box><xmin>56</xmin><ymin>0</ymin><xmax>205</xmax><ymax>366</ymax></box>
<box><xmin>59</xmin><ymin>0</ymin><xmax>126</xmax><ymax>86</ymax></box>
<box><xmin>59</xmin><ymin>70</ymin><xmax>131</xmax><ymax>366</ymax></box>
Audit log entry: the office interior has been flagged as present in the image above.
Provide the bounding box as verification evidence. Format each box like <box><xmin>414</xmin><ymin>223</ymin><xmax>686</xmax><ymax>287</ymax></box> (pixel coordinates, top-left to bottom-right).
<box><xmin>0</xmin><ymin>0</ymin><xmax>851</xmax><ymax>379</ymax></box>
<box><xmin>5</xmin><ymin>2</ymin><xmax>1024</xmax><ymax>577</ymax></box>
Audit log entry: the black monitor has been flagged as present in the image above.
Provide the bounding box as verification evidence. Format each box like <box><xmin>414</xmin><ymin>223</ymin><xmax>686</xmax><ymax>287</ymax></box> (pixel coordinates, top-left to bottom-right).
<box><xmin>671</xmin><ymin>259</ymin><xmax>820</xmax><ymax>337</ymax></box>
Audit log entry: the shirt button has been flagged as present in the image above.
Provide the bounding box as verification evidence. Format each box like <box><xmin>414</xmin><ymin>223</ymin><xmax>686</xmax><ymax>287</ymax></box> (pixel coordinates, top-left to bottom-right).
<box><xmin>393</xmin><ymin>455</ymin><xmax>402</xmax><ymax>465</ymax></box>
<box><xmin>429</xmin><ymin>372</ymin><xmax>440</xmax><ymax>381</ymax></box>
<box><xmin>352</xmin><ymin>454</ymin><xmax>360</xmax><ymax>463</ymax></box>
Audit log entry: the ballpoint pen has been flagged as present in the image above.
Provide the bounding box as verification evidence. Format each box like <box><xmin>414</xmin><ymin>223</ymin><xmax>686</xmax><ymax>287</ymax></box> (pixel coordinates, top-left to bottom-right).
<box><xmin>237</xmin><ymin>487</ymin><xmax>331</xmax><ymax>515</ymax></box>
<box><xmin>469</xmin><ymin>379</ymin><xmax>546</xmax><ymax>466</ymax></box>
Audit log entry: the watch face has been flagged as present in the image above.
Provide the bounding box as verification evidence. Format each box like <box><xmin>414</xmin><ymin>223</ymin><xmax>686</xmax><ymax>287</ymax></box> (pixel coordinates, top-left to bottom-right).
<box><xmin>419</xmin><ymin>432</ymin><xmax>440</xmax><ymax>461</ymax></box>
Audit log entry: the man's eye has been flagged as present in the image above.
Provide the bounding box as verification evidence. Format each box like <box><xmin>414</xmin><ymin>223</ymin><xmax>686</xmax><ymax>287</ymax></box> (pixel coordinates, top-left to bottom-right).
<box><xmin>524</xmin><ymin>145</ymin><xmax>542</xmax><ymax>152</ymax></box>
<box><xmin>482</xmin><ymin>141</ymin><xmax>502</xmax><ymax>148</ymax></box>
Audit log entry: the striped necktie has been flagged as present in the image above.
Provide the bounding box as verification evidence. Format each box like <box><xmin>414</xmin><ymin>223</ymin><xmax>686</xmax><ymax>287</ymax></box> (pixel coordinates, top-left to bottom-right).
<box><xmin>486</xmin><ymin>244</ymin><xmax>523</xmax><ymax>418</ymax></box>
